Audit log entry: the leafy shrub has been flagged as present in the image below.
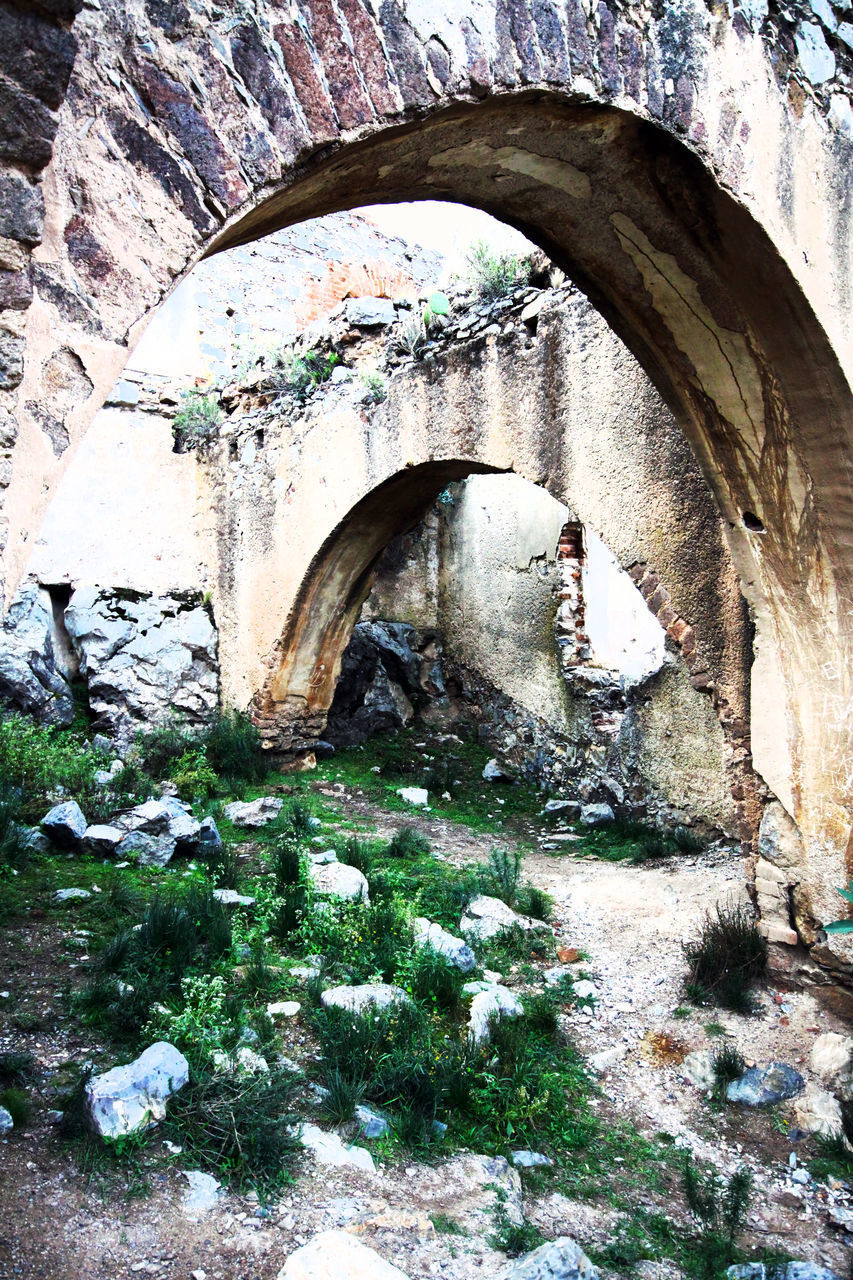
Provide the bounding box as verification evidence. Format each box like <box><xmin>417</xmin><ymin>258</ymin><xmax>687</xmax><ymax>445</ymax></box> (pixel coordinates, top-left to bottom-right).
<box><xmin>172</xmin><ymin>389</ymin><xmax>222</xmax><ymax>452</ymax></box>
<box><xmin>283</xmin><ymin>800</ymin><xmax>313</xmax><ymax>838</ymax></box>
<box><xmin>272</xmin><ymin>348</ymin><xmax>341</xmax><ymax>401</ymax></box>
<box><xmin>489</xmin><ymin>1199</ymin><xmax>544</xmax><ymax>1258</ymax></box>
<box><xmin>0</xmin><ymin>788</ymin><xmax>26</xmax><ymax>867</ymax></box>
<box><xmin>271</xmin><ymin>836</ymin><xmax>301</xmax><ymax>892</ymax></box>
<box><xmin>0</xmin><ymin>714</ymin><xmax>103</xmax><ymax>808</ymax></box>
<box><xmin>171</xmin><ymin>747</ymin><xmax>218</xmax><ymax>802</ymax></box>
<box><xmin>163</xmin><ymin>1064</ymin><xmax>301</xmax><ymax>1196</ymax></box>
<box><xmin>202</xmin><ymin>839</ymin><xmax>240</xmax><ymax>890</ymax></box>
<box><xmin>146</xmin><ymin>974</ymin><xmax>230</xmax><ymax>1065</ymax></box>
<box><xmin>134</xmin><ymin>722</ymin><xmax>197</xmax><ymax>780</ymax></box>
<box><xmin>464</xmin><ymin>240</ymin><xmax>529</xmax><ymax>301</ymax></box>
<box><xmin>515</xmin><ymin>883</ymin><xmax>553</xmax><ymax>921</ymax></box>
<box><xmin>0</xmin><ymin>1050</ymin><xmax>36</xmax><ymax>1087</ymax></box>
<box><xmin>386</xmin><ymin>826</ymin><xmax>431</xmax><ymax>860</ymax></box>
<box><xmin>684</xmin><ymin>904</ymin><xmax>767</xmax><ymax>1013</ymax></box>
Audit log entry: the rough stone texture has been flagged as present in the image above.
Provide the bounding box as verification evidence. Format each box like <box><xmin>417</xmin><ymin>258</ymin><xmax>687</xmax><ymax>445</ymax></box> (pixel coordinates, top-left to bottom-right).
<box><xmin>497</xmin><ymin>1237</ymin><xmax>599</xmax><ymax>1280</ymax></box>
<box><xmin>413</xmin><ymin>918</ymin><xmax>476</xmax><ymax>973</ymax></box>
<box><xmin>726</xmin><ymin>1063</ymin><xmax>805</xmax><ymax>1106</ymax></box>
<box><xmin>810</xmin><ymin>1032</ymin><xmax>853</xmax><ymax>1100</ymax></box>
<box><xmin>310</xmin><ymin>862</ymin><xmax>369</xmax><ymax>903</ymax></box>
<box><xmin>63</xmin><ymin>587</ymin><xmax>217</xmax><ymax>745</ymax></box>
<box><xmin>0</xmin><ymin>582</ymin><xmax>73</xmax><ymax>725</ymax></box>
<box><xmin>85</xmin><ymin>1042</ymin><xmax>189</xmax><ymax>1139</ymax></box>
<box><xmin>793</xmin><ymin>1084</ymin><xmax>845</xmax><ymax>1138</ymax></box>
<box><xmin>460</xmin><ymin>896</ymin><xmax>548</xmax><ymax>944</ymax></box>
<box><xmin>278</xmin><ymin>1229</ymin><xmax>408</xmax><ymax>1279</ymax></box>
<box><xmin>40</xmin><ymin>800</ymin><xmax>86</xmax><ymax>846</ymax></box>
<box><xmin>223</xmin><ymin>797</ymin><xmax>283</xmax><ymax>828</ymax></box>
<box><xmin>320</xmin><ymin>984</ymin><xmax>409</xmax><ymax>1015</ymax></box>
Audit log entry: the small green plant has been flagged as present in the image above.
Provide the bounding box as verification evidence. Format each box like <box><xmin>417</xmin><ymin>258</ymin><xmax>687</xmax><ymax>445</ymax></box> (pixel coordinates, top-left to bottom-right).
<box><xmin>465</xmin><ymin>240</ymin><xmax>529</xmax><ymax>302</ymax></box>
<box><xmin>145</xmin><ymin>974</ymin><xmax>230</xmax><ymax>1065</ymax></box>
<box><xmin>171</xmin><ymin>747</ymin><xmax>218</xmax><ymax>802</ymax></box>
<box><xmin>489</xmin><ymin>1192</ymin><xmax>544</xmax><ymax>1257</ymax></box>
<box><xmin>711</xmin><ymin>1042</ymin><xmax>746</xmax><ymax>1103</ymax></box>
<box><xmin>822</xmin><ymin>880</ymin><xmax>853</xmax><ymax>933</ymax></box>
<box><xmin>172</xmin><ymin>388</ymin><xmax>222</xmax><ymax>452</ymax></box>
<box><xmin>486</xmin><ymin>846</ymin><xmax>522</xmax><ymax>907</ymax></box>
<box><xmin>430</xmin><ymin>1213</ymin><xmax>465</xmax><ymax>1235</ymax></box>
<box><xmin>386</xmin><ymin>826</ymin><xmax>431</xmax><ymax>860</ymax></box>
<box><xmin>397</xmin><ymin>315</ymin><xmax>427</xmax><ymax>358</ymax></box>
<box><xmin>283</xmin><ymin>800</ymin><xmax>314</xmax><ymax>838</ymax></box>
<box><xmin>360</xmin><ymin>371</ymin><xmax>387</xmax><ymax>404</ymax></box>
<box><xmin>684</xmin><ymin>903</ymin><xmax>767</xmax><ymax>1013</ymax></box>
<box><xmin>421</xmin><ymin>290</ymin><xmax>450</xmax><ymax>329</ymax></box>
<box><xmin>272</xmin><ymin>348</ymin><xmax>341</xmax><ymax>401</ymax></box>
<box><xmin>673</xmin><ymin>1006</ymin><xmax>692</xmax><ymax>1020</ymax></box>
<box><xmin>271</xmin><ymin>836</ymin><xmax>302</xmax><ymax>892</ymax></box>
<box><xmin>341</xmin><ymin>834</ymin><xmax>372</xmax><ymax>875</ymax></box>
<box><xmin>682</xmin><ymin>1157</ymin><xmax>752</xmax><ymax>1280</ymax></box>
<box><xmin>320</xmin><ymin>1067</ymin><xmax>365</xmax><ymax>1125</ymax></box>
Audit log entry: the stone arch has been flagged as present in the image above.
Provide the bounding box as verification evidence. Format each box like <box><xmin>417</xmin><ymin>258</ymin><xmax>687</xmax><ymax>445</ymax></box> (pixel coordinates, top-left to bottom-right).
<box><xmin>5</xmin><ymin>1</ymin><xmax>853</xmax><ymax>935</ymax></box>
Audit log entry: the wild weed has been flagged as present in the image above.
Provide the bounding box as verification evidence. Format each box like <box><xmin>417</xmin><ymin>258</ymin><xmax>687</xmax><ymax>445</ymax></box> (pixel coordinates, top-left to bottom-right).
<box><xmin>682</xmin><ymin>1156</ymin><xmax>752</xmax><ymax>1280</ymax></box>
<box><xmin>320</xmin><ymin>1067</ymin><xmax>365</xmax><ymax>1124</ymax></box>
<box><xmin>711</xmin><ymin>1042</ymin><xmax>746</xmax><ymax>1102</ymax></box>
<box><xmin>684</xmin><ymin>904</ymin><xmax>767</xmax><ymax>1013</ymax></box>
<box><xmin>486</xmin><ymin>846</ymin><xmax>522</xmax><ymax>907</ymax></box>
<box><xmin>386</xmin><ymin>826</ymin><xmax>431</xmax><ymax>860</ymax></box>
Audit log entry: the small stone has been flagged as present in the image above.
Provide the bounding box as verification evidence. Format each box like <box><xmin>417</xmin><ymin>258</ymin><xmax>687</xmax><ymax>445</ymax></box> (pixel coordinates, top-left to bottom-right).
<box><xmin>459</xmin><ymin>895</ymin><xmax>547</xmax><ymax>943</ymax></box>
<box><xmin>321</xmin><ymin>984</ymin><xmax>410</xmax><ymax>1015</ymax></box>
<box><xmin>309</xmin><ymin>861</ymin><xmax>369</xmax><ymax>902</ymax></box>
<box><xmin>510</xmin><ymin>1150</ymin><xmax>553</xmax><ymax>1168</ymax></box>
<box><xmin>467</xmin><ymin>983</ymin><xmax>523</xmax><ymax>1045</ymax></box>
<box><xmin>413</xmin><ymin>918</ymin><xmax>476</xmax><ymax>972</ymax></box>
<box><xmin>297</xmin><ymin>1125</ymin><xmax>376</xmax><ymax>1174</ymax></box>
<box><xmin>681</xmin><ymin>1049</ymin><xmax>716</xmax><ymax>1091</ymax></box>
<box><xmin>53</xmin><ymin>887</ymin><xmax>92</xmax><ymax>904</ymax></box>
<box><xmin>83</xmin><ymin>824</ymin><xmax>124</xmax><ymax>854</ymax></box>
<box><xmin>793</xmin><ymin>1084</ymin><xmax>845</xmax><ymax>1138</ymax></box>
<box><xmin>483</xmin><ymin>758</ymin><xmax>514</xmax><ymax>782</ymax></box>
<box><xmin>396</xmin><ymin>786</ymin><xmax>429</xmax><ymax>807</ymax></box>
<box><xmin>795</xmin><ymin>22</ymin><xmax>836</xmax><ymax>84</ymax></box>
<box><xmin>345</xmin><ymin>297</ymin><xmax>396</xmax><ymax>327</ymax></box>
<box><xmin>267</xmin><ymin>1001</ymin><xmax>301</xmax><ymax>1019</ymax></box>
<box><xmin>182</xmin><ymin>1170</ymin><xmax>221</xmax><ymax>1217</ymax></box>
<box><xmin>354</xmin><ymin>1104</ymin><xmax>391</xmax><ymax>1139</ymax></box>
<box><xmin>223</xmin><ymin>796</ymin><xmax>283</xmax><ymax>827</ymax></box>
<box><xmin>543</xmin><ymin>965</ymin><xmax>574</xmax><ymax>987</ymax></box>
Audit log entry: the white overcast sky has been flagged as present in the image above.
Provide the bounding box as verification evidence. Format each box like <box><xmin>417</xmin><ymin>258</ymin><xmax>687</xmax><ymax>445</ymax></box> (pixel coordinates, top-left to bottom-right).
<box><xmin>356</xmin><ymin>200</ymin><xmax>535</xmax><ymax>280</ymax></box>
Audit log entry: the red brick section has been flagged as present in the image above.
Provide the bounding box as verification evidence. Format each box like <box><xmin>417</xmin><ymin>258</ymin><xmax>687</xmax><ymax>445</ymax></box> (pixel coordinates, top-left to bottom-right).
<box><xmin>293</xmin><ymin>260</ymin><xmax>420</xmax><ymax>328</ymax></box>
<box><xmin>555</xmin><ymin>520</ymin><xmax>591</xmax><ymax>665</ymax></box>
<box><xmin>628</xmin><ymin>560</ymin><xmax>756</xmax><ymax>841</ymax></box>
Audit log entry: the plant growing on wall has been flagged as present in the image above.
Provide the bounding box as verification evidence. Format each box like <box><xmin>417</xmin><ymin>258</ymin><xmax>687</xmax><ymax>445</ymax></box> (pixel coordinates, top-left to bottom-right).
<box><xmin>172</xmin><ymin>389</ymin><xmax>223</xmax><ymax>453</ymax></box>
<box><xmin>271</xmin><ymin>348</ymin><xmax>341</xmax><ymax>401</ymax></box>
<box><xmin>464</xmin><ymin>240</ymin><xmax>530</xmax><ymax>301</ymax></box>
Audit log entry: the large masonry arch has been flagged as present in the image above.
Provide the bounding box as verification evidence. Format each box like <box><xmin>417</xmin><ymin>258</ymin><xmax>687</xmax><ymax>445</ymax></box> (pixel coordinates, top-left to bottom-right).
<box><xmin>3</xmin><ymin>1</ymin><xmax>853</xmax><ymax>949</ymax></box>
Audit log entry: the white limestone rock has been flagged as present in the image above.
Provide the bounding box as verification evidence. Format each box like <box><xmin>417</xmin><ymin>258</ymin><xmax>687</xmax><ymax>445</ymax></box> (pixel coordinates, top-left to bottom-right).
<box><xmin>467</xmin><ymin>983</ymin><xmax>524</xmax><ymax>1045</ymax></box>
<box><xmin>83</xmin><ymin>824</ymin><xmax>124</xmax><ymax>855</ymax></box>
<box><xmin>212</xmin><ymin>889</ymin><xmax>256</xmax><ymax>907</ymax></box>
<box><xmin>41</xmin><ymin>800</ymin><xmax>87</xmax><ymax>846</ymax></box>
<box><xmin>811</xmin><ymin>1031</ymin><xmax>853</xmax><ymax>1100</ymax></box>
<box><xmin>117</xmin><ymin>830</ymin><xmax>176</xmax><ymax>868</ymax></box>
<box><xmin>53</xmin><ymin>887</ymin><xmax>92</xmax><ymax>904</ymax></box>
<box><xmin>346</xmin><ymin>297</ymin><xmax>396</xmax><ymax>327</ymax></box>
<box><xmin>0</xmin><ymin>1106</ymin><xmax>13</xmax><ymax>1135</ymax></box>
<box><xmin>795</xmin><ymin>21</ymin><xmax>836</xmax><ymax>84</ymax></box>
<box><xmin>396</xmin><ymin>786</ymin><xmax>429</xmax><ymax>807</ymax></box>
<box><xmin>413</xmin><ymin>917</ymin><xmax>476</xmax><ymax>972</ymax></box>
<box><xmin>681</xmin><ymin>1049</ymin><xmax>716</xmax><ymax>1092</ymax></box>
<box><xmin>497</xmin><ymin>1236</ymin><xmax>599</xmax><ymax>1279</ymax></box>
<box><xmin>297</xmin><ymin>1124</ymin><xmax>376</xmax><ymax>1173</ymax></box>
<box><xmin>278</xmin><ymin>1229</ymin><xmax>408</xmax><ymax>1279</ymax></box>
<box><xmin>320</xmin><ymin>984</ymin><xmax>411</xmax><ymax>1015</ymax></box>
<box><xmin>224</xmin><ymin>796</ymin><xmax>283</xmax><ymax>827</ymax></box>
<box><xmin>0</xmin><ymin>581</ymin><xmax>74</xmax><ymax>727</ymax></box>
<box><xmin>309</xmin><ymin>860</ymin><xmax>369</xmax><ymax>902</ymax></box>
<box><xmin>181</xmin><ymin>1170</ymin><xmax>222</xmax><ymax>1217</ymax></box>
<box><xmin>794</xmin><ymin>1084</ymin><xmax>845</xmax><ymax>1138</ymax></box>
<box><xmin>460</xmin><ymin>895</ymin><xmax>547</xmax><ymax>943</ymax></box>
<box><xmin>85</xmin><ymin>1041</ymin><xmax>189</xmax><ymax>1139</ymax></box>
<box><xmin>267</xmin><ymin>1000</ymin><xmax>301</xmax><ymax>1019</ymax></box>
<box><xmin>580</xmin><ymin>803</ymin><xmax>614</xmax><ymax>827</ymax></box>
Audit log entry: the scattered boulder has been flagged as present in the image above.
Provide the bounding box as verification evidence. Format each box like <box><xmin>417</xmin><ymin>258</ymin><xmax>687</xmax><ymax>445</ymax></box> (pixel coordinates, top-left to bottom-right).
<box><xmin>0</xmin><ymin>1106</ymin><xmax>13</xmax><ymax>1135</ymax></box>
<box><xmin>541</xmin><ymin>799</ymin><xmax>580</xmax><ymax>818</ymax></box>
<box><xmin>85</xmin><ymin>1041</ymin><xmax>189</xmax><ymax>1139</ymax></box>
<box><xmin>309</xmin><ymin>849</ymin><xmax>337</xmax><ymax>866</ymax></box>
<box><xmin>511</xmin><ymin>1150</ymin><xmax>554</xmax><ymax>1168</ymax></box>
<box><xmin>811</xmin><ymin>1031</ymin><xmax>853</xmax><ymax>1100</ymax></box>
<box><xmin>223</xmin><ymin>796</ymin><xmax>283</xmax><ymax>827</ymax></box>
<box><xmin>320</xmin><ymin>984</ymin><xmax>410</xmax><ymax>1015</ymax></box>
<box><xmin>117</xmin><ymin>831</ymin><xmax>176</xmax><ymax>868</ymax></box>
<box><xmin>53</xmin><ymin>887</ymin><xmax>92</xmax><ymax>904</ymax></box>
<box><xmin>197</xmin><ymin>816</ymin><xmax>222</xmax><ymax>850</ymax></box>
<box><xmin>309</xmin><ymin>861</ymin><xmax>369</xmax><ymax>902</ymax></box>
<box><xmin>460</xmin><ymin>895</ymin><xmax>547</xmax><ymax>943</ymax></box>
<box><xmin>267</xmin><ymin>1001</ymin><xmax>301</xmax><ymax>1019</ymax></box>
<box><xmin>396</xmin><ymin>786</ymin><xmax>429</xmax><ymax>807</ymax></box>
<box><xmin>297</xmin><ymin>1124</ymin><xmax>376</xmax><ymax>1173</ymax></box>
<box><xmin>497</xmin><ymin>1236</ymin><xmax>599</xmax><ymax>1280</ymax></box>
<box><xmin>483</xmin><ymin>758</ymin><xmax>514</xmax><ymax>782</ymax></box>
<box><xmin>466</xmin><ymin>982</ymin><xmax>524</xmax><ymax>1045</ymax></box>
<box><xmin>726</xmin><ymin>1063</ymin><xmax>805</xmax><ymax>1106</ymax></box>
<box><xmin>278</xmin><ymin>1229</ymin><xmax>408</xmax><ymax>1279</ymax></box>
<box><xmin>793</xmin><ymin>1084</ymin><xmax>845</xmax><ymax>1138</ymax></box>
<box><xmin>16</xmin><ymin>825</ymin><xmax>51</xmax><ymax>855</ymax></box>
<box><xmin>181</xmin><ymin>1170</ymin><xmax>222</xmax><ymax>1217</ymax></box>
<box><xmin>326</xmin><ymin>620</ymin><xmax>443</xmax><ymax>747</ymax></box>
<box><xmin>212</xmin><ymin>889</ymin><xmax>256</xmax><ymax>907</ymax></box>
<box><xmin>728</xmin><ymin>1265</ymin><xmax>841</xmax><ymax>1280</ymax></box>
<box><xmin>681</xmin><ymin>1050</ymin><xmax>716</xmax><ymax>1092</ymax></box>
<box><xmin>83</xmin><ymin>824</ymin><xmax>124</xmax><ymax>855</ymax></box>
<box><xmin>355</xmin><ymin>1104</ymin><xmax>391</xmax><ymax>1139</ymax></box>
<box><xmin>291</xmin><ymin>956</ymin><xmax>323</xmax><ymax>981</ymax></box>
<box><xmin>413</xmin><ymin>917</ymin><xmax>476</xmax><ymax>972</ymax></box>
<box><xmin>580</xmin><ymin>803</ymin><xmax>614</xmax><ymax>827</ymax></box>
<box><xmin>41</xmin><ymin>800</ymin><xmax>87</xmax><ymax>846</ymax></box>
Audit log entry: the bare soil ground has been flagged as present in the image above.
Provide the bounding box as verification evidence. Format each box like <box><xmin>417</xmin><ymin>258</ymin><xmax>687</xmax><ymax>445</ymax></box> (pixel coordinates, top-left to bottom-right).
<box><xmin>0</xmin><ymin>793</ymin><xmax>850</xmax><ymax>1280</ymax></box>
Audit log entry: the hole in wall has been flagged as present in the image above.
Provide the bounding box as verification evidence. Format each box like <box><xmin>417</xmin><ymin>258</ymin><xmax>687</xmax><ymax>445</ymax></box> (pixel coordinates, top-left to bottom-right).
<box><xmin>742</xmin><ymin>510</ymin><xmax>765</xmax><ymax>532</ymax></box>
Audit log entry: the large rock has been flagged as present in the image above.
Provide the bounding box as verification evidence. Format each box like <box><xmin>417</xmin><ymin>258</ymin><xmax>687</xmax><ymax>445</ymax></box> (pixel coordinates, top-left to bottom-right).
<box><xmin>726</xmin><ymin>1063</ymin><xmax>805</xmax><ymax>1106</ymax></box>
<box><xmin>320</xmin><ymin>984</ymin><xmax>410</xmax><ymax>1015</ymax></box>
<box><xmin>728</xmin><ymin>1266</ymin><xmax>841</xmax><ymax>1280</ymax></box>
<box><xmin>460</xmin><ymin>895</ymin><xmax>548</xmax><ymax>943</ymax></box>
<box><xmin>223</xmin><ymin>796</ymin><xmax>283</xmax><ymax>827</ymax></box>
<box><xmin>64</xmin><ymin>587</ymin><xmax>219</xmax><ymax>745</ymax></box>
<box><xmin>85</xmin><ymin>1041</ymin><xmax>189</xmax><ymax>1139</ymax></box>
<box><xmin>346</xmin><ymin>297</ymin><xmax>397</xmax><ymax>327</ymax></box>
<box><xmin>82</xmin><ymin>824</ymin><xmax>124</xmax><ymax>855</ymax></box>
<box><xmin>810</xmin><ymin>1031</ymin><xmax>853</xmax><ymax>1100</ymax></box>
<box><xmin>41</xmin><ymin>800</ymin><xmax>87</xmax><ymax>846</ymax></box>
<box><xmin>580</xmin><ymin>803</ymin><xmax>614</xmax><ymax>827</ymax></box>
<box><xmin>116</xmin><ymin>831</ymin><xmax>177</xmax><ymax>868</ymax></box>
<box><xmin>278</xmin><ymin>1229</ymin><xmax>409</xmax><ymax>1279</ymax></box>
<box><xmin>309</xmin><ymin>861</ymin><xmax>369</xmax><ymax>902</ymax></box>
<box><xmin>793</xmin><ymin>1084</ymin><xmax>845</xmax><ymax>1138</ymax></box>
<box><xmin>414</xmin><ymin>917</ymin><xmax>476</xmax><ymax>972</ymax></box>
<box><xmin>497</xmin><ymin>1237</ymin><xmax>599</xmax><ymax>1280</ymax></box>
<box><xmin>0</xmin><ymin>581</ymin><xmax>74</xmax><ymax>726</ymax></box>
